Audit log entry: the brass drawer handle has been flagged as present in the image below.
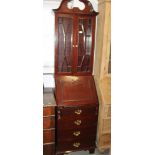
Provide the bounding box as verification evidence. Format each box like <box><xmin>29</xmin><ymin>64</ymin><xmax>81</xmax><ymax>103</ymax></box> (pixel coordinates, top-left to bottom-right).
<box><xmin>73</xmin><ymin>142</ymin><xmax>80</xmax><ymax>148</ymax></box>
<box><xmin>73</xmin><ymin>131</ymin><xmax>81</xmax><ymax>136</ymax></box>
<box><xmin>74</xmin><ymin>109</ymin><xmax>82</xmax><ymax>115</ymax></box>
<box><xmin>74</xmin><ymin>120</ymin><xmax>82</xmax><ymax>125</ymax></box>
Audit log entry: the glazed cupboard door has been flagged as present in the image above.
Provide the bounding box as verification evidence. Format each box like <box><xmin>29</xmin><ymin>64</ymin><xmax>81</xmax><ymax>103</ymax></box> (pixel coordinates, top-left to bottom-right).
<box><xmin>76</xmin><ymin>16</ymin><xmax>96</xmax><ymax>74</ymax></box>
<box><xmin>54</xmin><ymin>0</ymin><xmax>98</xmax><ymax>76</ymax></box>
<box><xmin>55</xmin><ymin>14</ymin><xmax>74</xmax><ymax>74</ymax></box>
<box><xmin>55</xmin><ymin>15</ymin><xmax>96</xmax><ymax>75</ymax></box>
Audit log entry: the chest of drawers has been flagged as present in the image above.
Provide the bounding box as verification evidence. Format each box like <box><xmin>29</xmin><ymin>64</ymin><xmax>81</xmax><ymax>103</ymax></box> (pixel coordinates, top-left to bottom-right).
<box><xmin>55</xmin><ymin>76</ymin><xmax>98</xmax><ymax>155</ymax></box>
<box><xmin>43</xmin><ymin>88</ymin><xmax>56</xmax><ymax>155</ymax></box>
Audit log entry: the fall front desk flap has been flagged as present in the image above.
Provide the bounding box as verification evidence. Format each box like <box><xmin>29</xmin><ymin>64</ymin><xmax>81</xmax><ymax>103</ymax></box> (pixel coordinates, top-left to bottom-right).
<box><xmin>55</xmin><ymin>76</ymin><xmax>98</xmax><ymax>106</ymax></box>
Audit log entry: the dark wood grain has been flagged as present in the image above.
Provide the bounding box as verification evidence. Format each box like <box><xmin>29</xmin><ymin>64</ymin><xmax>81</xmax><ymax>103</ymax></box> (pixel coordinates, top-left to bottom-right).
<box><xmin>43</xmin><ymin>129</ymin><xmax>55</xmax><ymax>143</ymax></box>
<box><xmin>57</xmin><ymin>127</ymin><xmax>96</xmax><ymax>141</ymax></box>
<box><xmin>43</xmin><ymin>116</ymin><xmax>55</xmax><ymax>129</ymax></box>
<box><xmin>56</xmin><ymin>138</ymin><xmax>96</xmax><ymax>152</ymax></box>
<box><xmin>57</xmin><ymin>116</ymin><xmax>97</xmax><ymax>130</ymax></box>
<box><xmin>43</xmin><ymin>107</ymin><xmax>55</xmax><ymax>116</ymax></box>
<box><xmin>43</xmin><ymin>143</ymin><xmax>55</xmax><ymax>155</ymax></box>
<box><xmin>57</xmin><ymin>105</ymin><xmax>98</xmax><ymax>117</ymax></box>
<box><xmin>43</xmin><ymin>88</ymin><xmax>56</xmax><ymax>155</ymax></box>
<box><xmin>55</xmin><ymin>76</ymin><xmax>98</xmax><ymax>106</ymax></box>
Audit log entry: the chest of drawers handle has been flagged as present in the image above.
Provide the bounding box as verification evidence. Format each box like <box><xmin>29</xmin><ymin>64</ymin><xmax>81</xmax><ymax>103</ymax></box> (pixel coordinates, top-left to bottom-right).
<box><xmin>74</xmin><ymin>120</ymin><xmax>82</xmax><ymax>126</ymax></box>
<box><xmin>73</xmin><ymin>142</ymin><xmax>80</xmax><ymax>148</ymax></box>
<box><xmin>73</xmin><ymin>131</ymin><xmax>81</xmax><ymax>136</ymax></box>
<box><xmin>74</xmin><ymin>109</ymin><xmax>82</xmax><ymax>115</ymax></box>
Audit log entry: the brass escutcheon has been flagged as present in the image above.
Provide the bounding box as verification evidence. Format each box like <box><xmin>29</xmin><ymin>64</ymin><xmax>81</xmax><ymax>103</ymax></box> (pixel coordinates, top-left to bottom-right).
<box><xmin>73</xmin><ymin>131</ymin><xmax>81</xmax><ymax>136</ymax></box>
<box><xmin>73</xmin><ymin>142</ymin><xmax>80</xmax><ymax>148</ymax></box>
<box><xmin>74</xmin><ymin>109</ymin><xmax>82</xmax><ymax>115</ymax></box>
<box><xmin>74</xmin><ymin>120</ymin><xmax>82</xmax><ymax>125</ymax></box>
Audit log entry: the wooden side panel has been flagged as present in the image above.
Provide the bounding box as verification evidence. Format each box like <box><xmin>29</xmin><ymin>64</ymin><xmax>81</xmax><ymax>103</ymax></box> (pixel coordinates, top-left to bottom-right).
<box><xmin>43</xmin><ymin>129</ymin><xmax>55</xmax><ymax>143</ymax></box>
<box><xmin>95</xmin><ymin>77</ymin><xmax>111</xmax><ymax>151</ymax></box>
<box><xmin>94</xmin><ymin>0</ymin><xmax>111</xmax><ymax>78</ymax></box>
<box><xmin>100</xmin><ymin>133</ymin><xmax>111</xmax><ymax>146</ymax></box>
<box><xmin>43</xmin><ymin>116</ymin><xmax>55</xmax><ymax>129</ymax></box>
<box><xmin>43</xmin><ymin>144</ymin><xmax>55</xmax><ymax>155</ymax></box>
<box><xmin>43</xmin><ymin>107</ymin><xmax>55</xmax><ymax>116</ymax></box>
<box><xmin>94</xmin><ymin>0</ymin><xmax>111</xmax><ymax>152</ymax></box>
<box><xmin>43</xmin><ymin>89</ymin><xmax>56</xmax><ymax>155</ymax></box>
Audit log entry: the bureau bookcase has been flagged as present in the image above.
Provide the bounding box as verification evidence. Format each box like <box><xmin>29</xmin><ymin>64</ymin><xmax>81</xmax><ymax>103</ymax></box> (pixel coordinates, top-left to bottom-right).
<box><xmin>53</xmin><ymin>0</ymin><xmax>98</xmax><ymax>154</ymax></box>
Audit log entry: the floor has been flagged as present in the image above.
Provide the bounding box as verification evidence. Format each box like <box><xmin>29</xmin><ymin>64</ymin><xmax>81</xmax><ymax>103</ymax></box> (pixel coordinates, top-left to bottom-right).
<box><xmin>66</xmin><ymin>149</ymin><xmax>110</xmax><ymax>155</ymax></box>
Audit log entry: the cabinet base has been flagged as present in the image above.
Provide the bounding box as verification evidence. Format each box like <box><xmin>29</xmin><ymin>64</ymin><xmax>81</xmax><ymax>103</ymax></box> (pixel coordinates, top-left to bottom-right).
<box><xmin>89</xmin><ymin>148</ymin><xmax>95</xmax><ymax>154</ymax></box>
<box><xmin>56</xmin><ymin>148</ymin><xmax>96</xmax><ymax>155</ymax></box>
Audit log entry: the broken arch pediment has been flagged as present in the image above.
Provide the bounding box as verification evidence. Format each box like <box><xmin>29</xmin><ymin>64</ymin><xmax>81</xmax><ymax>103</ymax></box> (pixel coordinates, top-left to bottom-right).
<box><xmin>67</xmin><ymin>0</ymin><xmax>85</xmax><ymax>10</ymax></box>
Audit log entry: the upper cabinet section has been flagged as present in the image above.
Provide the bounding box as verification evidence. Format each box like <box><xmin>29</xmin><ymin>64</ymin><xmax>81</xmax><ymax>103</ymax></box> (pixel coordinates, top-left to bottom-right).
<box><xmin>54</xmin><ymin>0</ymin><xmax>98</xmax><ymax>75</ymax></box>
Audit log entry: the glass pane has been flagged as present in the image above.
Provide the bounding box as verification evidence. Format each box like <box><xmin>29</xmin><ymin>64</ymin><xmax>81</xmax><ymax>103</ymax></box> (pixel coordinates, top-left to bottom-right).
<box><xmin>77</xmin><ymin>18</ymin><xmax>92</xmax><ymax>72</ymax></box>
<box><xmin>58</xmin><ymin>17</ymin><xmax>73</xmax><ymax>73</ymax></box>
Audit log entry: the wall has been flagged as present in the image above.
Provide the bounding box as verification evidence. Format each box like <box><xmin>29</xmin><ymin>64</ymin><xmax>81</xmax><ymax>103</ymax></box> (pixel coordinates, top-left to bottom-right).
<box><xmin>43</xmin><ymin>0</ymin><xmax>60</xmax><ymax>74</ymax></box>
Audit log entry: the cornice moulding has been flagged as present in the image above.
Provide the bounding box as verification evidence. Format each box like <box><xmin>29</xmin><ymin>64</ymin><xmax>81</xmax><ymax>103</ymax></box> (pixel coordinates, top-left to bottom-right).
<box><xmin>44</xmin><ymin>0</ymin><xmax>98</xmax><ymax>11</ymax></box>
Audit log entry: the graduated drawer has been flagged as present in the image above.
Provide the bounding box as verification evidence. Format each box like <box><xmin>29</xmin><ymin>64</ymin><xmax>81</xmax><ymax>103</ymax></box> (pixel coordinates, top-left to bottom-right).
<box><xmin>57</xmin><ymin>105</ymin><xmax>98</xmax><ymax>118</ymax></box>
<box><xmin>43</xmin><ymin>116</ymin><xmax>55</xmax><ymax>129</ymax></box>
<box><xmin>57</xmin><ymin>138</ymin><xmax>96</xmax><ymax>152</ymax></box>
<box><xmin>43</xmin><ymin>129</ymin><xmax>55</xmax><ymax>143</ymax></box>
<box><xmin>57</xmin><ymin>115</ymin><xmax>98</xmax><ymax>130</ymax></box>
<box><xmin>57</xmin><ymin>127</ymin><xmax>96</xmax><ymax>141</ymax></box>
<box><xmin>43</xmin><ymin>143</ymin><xmax>55</xmax><ymax>155</ymax></box>
<box><xmin>43</xmin><ymin>106</ymin><xmax>55</xmax><ymax>116</ymax></box>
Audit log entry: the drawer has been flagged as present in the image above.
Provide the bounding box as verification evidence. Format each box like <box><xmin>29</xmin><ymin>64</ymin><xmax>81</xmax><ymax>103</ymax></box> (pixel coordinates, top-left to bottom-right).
<box><xmin>57</xmin><ymin>105</ymin><xmax>98</xmax><ymax>118</ymax></box>
<box><xmin>57</xmin><ymin>138</ymin><xmax>96</xmax><ymax>152</ymax></box>
<box><xmin>43</xmin><ymin>106</ymin><xmax>55</xmax><ymax>116</ymax></box>
<box><xmin>43</xmin><ymin>116</ymin><xmax>55</xmax><ymax>129</ymax></box>
<box><xmin>43</xmin><ymin>129</ymin><xmax>55</xmax><ymax>143</ymax></box>
<box><xmin>43</xmin><ymin>143</ymin><xmax>55</xmax><ymax>155</ymax></box>
<box><xmin>57</xmin><ymin>115</ymin><xmax>98</xmax><ymax>130</ymax></box>
<box><xmin>57</xmin><ymin>127</ymin><xmax>96</xmax><ymax>141</ymax></box>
